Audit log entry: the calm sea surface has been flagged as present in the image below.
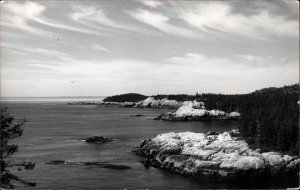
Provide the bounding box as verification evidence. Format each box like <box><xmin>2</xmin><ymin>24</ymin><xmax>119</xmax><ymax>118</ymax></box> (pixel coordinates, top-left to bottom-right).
<box><xmin>1</xmin><ymin>98</ymin><xmax>239</xmax><ymax>189</ymax></box>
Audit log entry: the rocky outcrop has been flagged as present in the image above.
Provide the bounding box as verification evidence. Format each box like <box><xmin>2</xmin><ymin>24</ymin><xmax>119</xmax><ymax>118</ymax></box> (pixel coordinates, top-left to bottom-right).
<box><xmin>121</xmin><ymin>102</ymin><xmax>136</xmax><ymax>107</ymax></box>
<box><xmin>85</xmin><ymin>136</ymin><xmax>113</xmax><ymax>144</ymax></box>
<box><xmin>133</xmin><ymin>130</ymin><xmax>299</xmax><ymax>180</ymax></box>
<box><xmin>135</xmin><ymin>97</ymin><xmax>183</xmax><ymax>109</ymax></box>
<box><xmin>157</xmin><ymin>101</ymin><xmax>240</xmax><ymax>121</ymax></box>
<box><xmin>84</xmin><ymin>97</ymin><xmax>183</xmax><ymax>108</ymax></box>
<box><xmin>100</xmin><ymin>97</ymin><xmax>187</xmax><ymax>109</ymax></box>
<box><xmin>99</xmin><ymin>101</ymin><xmax>126</xmax><ymax>107</ymax></box>
<box><xmin>68</xmin><ymin>97</ymin><xmax>182</xmax><ymax>109</ymax></box>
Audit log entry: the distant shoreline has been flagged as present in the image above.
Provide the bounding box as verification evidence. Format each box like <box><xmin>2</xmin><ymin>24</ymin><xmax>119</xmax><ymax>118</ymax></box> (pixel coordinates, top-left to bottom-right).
<box><xmin>0</xmin><ymin>97</ymin><xmax>105</xmax><ymax>102</ymax></box>
<box><xmin>0</xmin><ymin>96</ymin><xmax>106</xmax><ymax>99</ymax></box>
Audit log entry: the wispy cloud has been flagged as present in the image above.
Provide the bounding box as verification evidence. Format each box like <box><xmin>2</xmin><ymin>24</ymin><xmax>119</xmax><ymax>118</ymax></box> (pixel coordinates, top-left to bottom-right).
<box><xmin>90</xmin><ymin>44</ymin><xmax>111</xmax><ymax>53</ymax></box>
<box><xmin>140</xmin><ymin>1</ymin><xmax>164</xmax><ymax>8</ymax></box>
<box><xmin>164</xmin><ymin>52</ymin><xmax>298</xmax><ymax>93</ymax></box>
<box><xmin>1</xmin><ymin>1</ymin><xmax>104</xmax><ymax>37</ymax></box>
<box><xmin>179</xmin><ymin>1</ymin><xmax>299</xmax><ymax>39</ymax></box>
<box><xmin>236</xmin><ymin>54</ymin><xmax>264</xmax><ymax>63</ymax></box>
<box><xmin>70</xmin><ymin>5</ymin><xmax>157</xmax><ymax>36</ymax></box>
<box><xmin>165</xmin><ymin>53</ymin><xmax>230</xmax><ymax>68</ymax></box>
<box><xmin>1</xmin><ymin>43</ymin><xmax>69</xmax><ymax>58</ymax></box>
<box><xmin>166</xmin><ymin>52</ymin><xmax>290</xmax><ymax>68</ymax></box>
<box><xmin>127</xmin><ymin>9</ymin><xmax>197</xmax><ymax>38</ymax></box>
<box><xmin>1</xmin><ymin>1</ymin><xmax>50</xmax><ymax>37</ymax></box>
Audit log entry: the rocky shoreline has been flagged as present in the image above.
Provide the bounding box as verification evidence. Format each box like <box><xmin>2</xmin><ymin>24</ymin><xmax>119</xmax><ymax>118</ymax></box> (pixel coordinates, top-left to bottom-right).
<box><xmin>133</xmin><ymin>130</ymin><xmax>299</xmax><ymax>182</ymax></box>
<box><xmin>67</xmin><ymin>97</ymin><xmax>183</xmax><ymax>109</ymax></box>
<box><xmin>134</xmin><ymin>97</ymin><xmax>182</xmax><ymax>109</ymax></box>
<box><xmin>156</xmin><ymin>101</ymin><xmax>240</xmax><ymax>121</ymax></box>
<box><xmin>68</xmin><ymin>97</ymin><xmax>241</xmax><ymax>121</ymax></box>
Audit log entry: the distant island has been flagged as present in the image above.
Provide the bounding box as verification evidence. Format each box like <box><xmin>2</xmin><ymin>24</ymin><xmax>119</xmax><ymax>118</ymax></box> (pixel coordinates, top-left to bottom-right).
<box><xmin>103</xmin><ymin>93</ymin><xmax>147</xmax><ymax>102</ymax></box>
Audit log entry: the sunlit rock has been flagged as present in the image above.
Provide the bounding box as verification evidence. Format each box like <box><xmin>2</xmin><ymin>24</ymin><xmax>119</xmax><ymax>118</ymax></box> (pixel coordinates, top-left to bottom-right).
<box><xmin>133</xmin><ymin>130</ymin><xmax>299</xmax><ymax>179</ymax></box>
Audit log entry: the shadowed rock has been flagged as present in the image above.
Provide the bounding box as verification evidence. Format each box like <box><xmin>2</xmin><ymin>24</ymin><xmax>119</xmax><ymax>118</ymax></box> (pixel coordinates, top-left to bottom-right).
<box><xmin>45</xmin><ymin>160</ymin><xmax>66</xmax><ymax>165</ymax></box>
<box><xmin>85</xmin><ymin>136</ymin><xmax>113</xmax><ymax>144</ymax></box>
<box><xmin>101</xmin><ymin>164</ymin><xmax>131</xmax><ymax>170</ymax></box>
<box><xmin>46</xmin><ymin>160</ymin><xmax>131</xmax><ymax>170</ymax></box>
<box><xmin>131</xmin><ymin>114</ymin><xmax>144</xmax><ymax>117</ymax></box>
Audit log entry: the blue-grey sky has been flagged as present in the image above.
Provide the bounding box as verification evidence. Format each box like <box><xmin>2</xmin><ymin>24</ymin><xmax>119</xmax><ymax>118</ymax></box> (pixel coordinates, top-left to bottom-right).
<box><xmin>0</xmin><ymin>0</ymin><xmax>299</xmax><ymax>97</ymax></box>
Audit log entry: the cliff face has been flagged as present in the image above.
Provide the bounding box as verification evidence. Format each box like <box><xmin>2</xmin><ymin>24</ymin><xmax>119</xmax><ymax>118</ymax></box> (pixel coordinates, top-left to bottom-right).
<box><xmin>133</xmin><ymin>130</ymin><xmax>299</xmax><ymax>180</ymax></box>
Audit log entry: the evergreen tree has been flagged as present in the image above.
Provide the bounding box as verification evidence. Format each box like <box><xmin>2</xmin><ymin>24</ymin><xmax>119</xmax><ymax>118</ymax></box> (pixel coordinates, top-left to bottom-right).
<box><xmin>0</xmin><ymin>108</ymin><xmax>36</xmax><ymax>189</ymax></box>
<box><xmin>255</xmin><ymin>120</ymin><xmax>262</xmax><ymax>148</ymax></box>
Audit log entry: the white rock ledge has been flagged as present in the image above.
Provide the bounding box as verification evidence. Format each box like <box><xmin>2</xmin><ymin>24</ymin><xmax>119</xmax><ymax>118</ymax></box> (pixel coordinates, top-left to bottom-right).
<box><xmin>158</xmin><ymin>101</ymin><xmax>240</xmax><ymax>121</ymax></box>
<box><xmin>135</xmin><ymin>97</ymin><xmax>183</xmax><ymax>108</ymax></box>
<box><xmin>133</xmin><ymin>130</ymin><xmax>299</xmax><ymax>180</ymax></box>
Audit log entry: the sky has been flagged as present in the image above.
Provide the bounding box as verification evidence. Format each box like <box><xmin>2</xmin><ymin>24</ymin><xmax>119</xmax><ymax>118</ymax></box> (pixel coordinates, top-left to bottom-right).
<box><xmin>0</xmin><ymin>0</ymin><xmax>299</xmax><ymax>97</ymax></box>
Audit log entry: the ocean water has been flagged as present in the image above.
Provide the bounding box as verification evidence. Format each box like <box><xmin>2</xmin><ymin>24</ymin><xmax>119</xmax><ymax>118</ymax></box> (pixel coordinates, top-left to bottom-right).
<box><xmin>1</xmin><ymin>98</ymin><xmax>289</xmax><ymax>189</ymax></box>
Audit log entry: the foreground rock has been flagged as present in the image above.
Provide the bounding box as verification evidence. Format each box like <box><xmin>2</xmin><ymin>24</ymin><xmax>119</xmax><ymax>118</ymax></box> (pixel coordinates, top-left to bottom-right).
<box><xmin>157</xmin><ymin>101</ymin><xmax>240</xmax><ymax>121</ymax></box>
<box><xmin>85</xmin><ymin>136</ymin><xmax>113</xmax><ymax>144</ymax></box>
<box><xmin>133</xmin><ymin>130</ymin><xmax>299</xmax><ymax>181</ymax></box>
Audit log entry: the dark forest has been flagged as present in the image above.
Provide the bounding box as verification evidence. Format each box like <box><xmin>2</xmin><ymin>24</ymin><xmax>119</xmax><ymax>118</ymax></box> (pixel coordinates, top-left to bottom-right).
<box><xmin>105</xmin><ymin>84</ymin><xmax>299</xmax><ymax>155</ymax></box>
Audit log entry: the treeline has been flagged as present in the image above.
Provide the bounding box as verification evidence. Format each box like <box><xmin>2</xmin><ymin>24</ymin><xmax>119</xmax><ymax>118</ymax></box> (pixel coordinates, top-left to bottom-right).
<box><xmin>104</xmin><ymin>84</ymin><xmax>299</xmax><ymax>155</ymax></box>
<box><xmin>237</xmin><ymin>85</ymin><xmax>299</xmax><ymax>155</ymax></box>
<box><xmin>103</xmin><ymin>93</ymin><xmax>147</xmax><ymax>102</ymax></box>
<box><xmin>162</xmin><ymin>84</ymin><xmax>299</xmax><ymax>155</ymax></box>
<box><xmin>202</xmin><ymin>84</ymin><xmax>298</xmax><ymax>155</ymax></box>
<box><xmin>153</xmin><ymin>94</ymin><xmax>193</xmax><ymax>101</ymax></box>
<box><xmin>156</xmin><ymin>84</ymin><xmax>299</xmax><ymax>155</ymax></box>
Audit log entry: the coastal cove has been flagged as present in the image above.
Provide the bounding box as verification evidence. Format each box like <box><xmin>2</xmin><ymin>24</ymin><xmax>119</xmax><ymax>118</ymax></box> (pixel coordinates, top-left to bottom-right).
<box><xmin>1</xmin><ymin>1</ymin><xmax>299</xmax><ymax>188</ymax></box>
<box><xmin>2</xmin><ymin>99</ymin><xmax>241</xmax><ymax>189</ymax></box>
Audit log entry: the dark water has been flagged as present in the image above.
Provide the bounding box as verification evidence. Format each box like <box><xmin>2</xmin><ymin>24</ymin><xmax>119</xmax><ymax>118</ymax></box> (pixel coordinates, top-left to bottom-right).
<box><xmin>1</xmin><ymin>100</ymin><xmax>243</xmax><ymax>189</ymax></box>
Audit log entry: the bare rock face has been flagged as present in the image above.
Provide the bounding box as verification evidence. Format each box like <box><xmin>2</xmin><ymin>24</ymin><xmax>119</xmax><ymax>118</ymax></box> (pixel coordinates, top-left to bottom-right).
<box><xmin>133</xmin><ymin>130</ymin><xmax>299</xmax><ymax>180</ymax></box>
<box><xmin>135</xmin><ymin>97</ymin><xmax>183</xmax><ymax>109</ymax></box>
<box><xmin>158</xmin><ymin>101</ymin><xmax>240</xmax><ymax>121</ymax></box>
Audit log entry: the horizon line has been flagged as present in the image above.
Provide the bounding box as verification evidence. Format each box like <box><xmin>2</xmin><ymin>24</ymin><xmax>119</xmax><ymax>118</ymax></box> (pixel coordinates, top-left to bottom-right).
<box><xmin>0</xmin><ymin>82</ymin><xmax>298</xmax><ymax>98</ymax></box>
